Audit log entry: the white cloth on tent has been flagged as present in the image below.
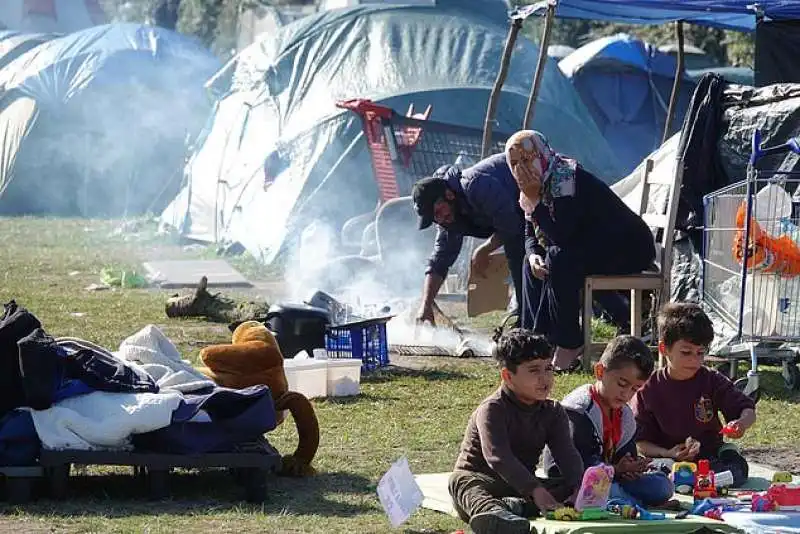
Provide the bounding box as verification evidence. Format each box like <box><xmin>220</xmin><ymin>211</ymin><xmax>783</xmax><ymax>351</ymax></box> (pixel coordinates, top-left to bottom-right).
<box><xmin>114</xmin><ymin>324</ymin><xmax>215</xmax><ymax>393</ymax></box>
<box><xmin>27</xmin><ymin>390</ymin><xmax>182</xmax><ymax>451</ymax></box>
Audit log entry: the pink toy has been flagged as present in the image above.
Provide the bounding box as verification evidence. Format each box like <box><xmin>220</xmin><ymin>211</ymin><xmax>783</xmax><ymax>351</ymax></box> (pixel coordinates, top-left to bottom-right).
<box><xmin>574</xmin><ymin>464</ymin><xmax>615</xmax><ymax>512</ymax></box>
<box><xmin>752</xmin><ymin>493</ymin><xmax>777</xmax><ymax>512</ymax></box>
<box><xmin>768</xmin><ymin>484</ymin><xmax>800</xmax><ymax>511</ymax></box>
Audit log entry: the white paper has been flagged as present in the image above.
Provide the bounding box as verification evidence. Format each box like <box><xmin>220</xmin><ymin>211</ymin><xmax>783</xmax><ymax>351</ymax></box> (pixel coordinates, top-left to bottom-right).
<box><xmin>377</xmin><ymin>457</ymin><xmax>424</xmax><ymax>528</ymax></box>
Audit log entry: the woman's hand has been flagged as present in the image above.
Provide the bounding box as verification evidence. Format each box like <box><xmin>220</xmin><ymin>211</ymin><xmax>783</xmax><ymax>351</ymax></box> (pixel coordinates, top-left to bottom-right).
<box><xmin>528</xmin><ymin>254</ymin><xmax>548</xmax><ymax>280</ymax></box>
<box><xmin>519</xmin><ymin>192</ymin><xmax>539</xmax><ymax>216</ymax></box>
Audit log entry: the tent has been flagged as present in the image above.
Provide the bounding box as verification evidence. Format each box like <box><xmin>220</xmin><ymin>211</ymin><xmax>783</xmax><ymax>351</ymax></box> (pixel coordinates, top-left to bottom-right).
<box><xmin>542</xmin><ymin>0</ymin><xmax>800</xmax><ymax>31</ymax></box>
<box><xmin>0</xmin><ymin>23</ymin><xmax>220</xmax><ymax>216</ymax></box>
<box><xmin>559</xmin><ymin>34</ymin><xmax>697</xmax><ymax>175</ymax></box>
<box><xmin>0</xmin><ymin>0</ymin><xmax>105</xmax><ymax>34</ymax></box>
<box><xmin>161</xmin><ymin>1</ymin><xmax>623</xmax><ymax>265</ymax></box>
<box><xmin>0</xmin><ymin>31</ymin><xmax>55</xmax><ymax>69</ymax></box>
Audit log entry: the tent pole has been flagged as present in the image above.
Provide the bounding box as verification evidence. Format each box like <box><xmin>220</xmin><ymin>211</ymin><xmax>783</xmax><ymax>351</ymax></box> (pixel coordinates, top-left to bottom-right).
<box><xmin>662</xmin><ymin>20</ymin><xmax>684</xmax><ymax>144</ymax></box>
<box><xmin>482</xmin><ymin>18</ymin><xmax>523</xmax><ymax>158</ymax></box>
<box><xmin>523</xmin><ymin>2</ymin><xmax>556</xmax><ymax>129</ymax></box>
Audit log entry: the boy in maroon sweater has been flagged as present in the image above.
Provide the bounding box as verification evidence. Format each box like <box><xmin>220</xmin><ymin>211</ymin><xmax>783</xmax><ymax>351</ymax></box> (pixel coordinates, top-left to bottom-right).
<box><xmin>631</xmin><ymin>303</ymin><xmax>756</xmax><ymax>487</ymax></box>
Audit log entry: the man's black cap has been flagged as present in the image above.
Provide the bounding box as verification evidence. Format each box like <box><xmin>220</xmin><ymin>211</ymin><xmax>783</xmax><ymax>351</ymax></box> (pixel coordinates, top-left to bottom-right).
<box><xmin>412</xmin><ymin>166</ymin><xmax>452</xmax><ymax>230</ymax></box>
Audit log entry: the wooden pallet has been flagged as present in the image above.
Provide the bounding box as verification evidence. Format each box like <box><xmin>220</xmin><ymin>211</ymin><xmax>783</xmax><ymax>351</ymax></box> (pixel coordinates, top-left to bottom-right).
<box><xmin>0</xmin><ymin>441</ymin><xmax>282</xmax><ymax>504</ymax></box>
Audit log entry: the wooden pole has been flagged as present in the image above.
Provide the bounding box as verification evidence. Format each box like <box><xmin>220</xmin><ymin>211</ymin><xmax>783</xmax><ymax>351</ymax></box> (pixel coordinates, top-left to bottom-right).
<box><xmin>482</xmin><ymin>18</ymin><xmax>523</xmax><ymax>158</ymax></box>
<box><xmin>523</xmin><ymin>2</ymin><xmax>556</xmax><ymax>129</ymax></box>
<box><xmin>662</xmin><ymin>20</ymin><xmax>684</xmax><ymax>144</ymax></box>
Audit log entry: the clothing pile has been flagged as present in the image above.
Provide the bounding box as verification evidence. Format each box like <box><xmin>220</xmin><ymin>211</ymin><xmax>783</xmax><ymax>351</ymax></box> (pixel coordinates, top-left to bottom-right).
<box><xmin>0</xmin><ymin>300</ymin><xmax>278</xmax><ymax>466</ymax></box>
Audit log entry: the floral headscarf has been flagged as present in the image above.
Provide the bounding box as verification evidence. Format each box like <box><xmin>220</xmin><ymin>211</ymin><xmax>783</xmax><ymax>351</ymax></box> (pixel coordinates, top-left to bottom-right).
<box><xmin>505</xmin><ymin>130</ymin><xmax>577</xmax><ymax>210</ymax></box>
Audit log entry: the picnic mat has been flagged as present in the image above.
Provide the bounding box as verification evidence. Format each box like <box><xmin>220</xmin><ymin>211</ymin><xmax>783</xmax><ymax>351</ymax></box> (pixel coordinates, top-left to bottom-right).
<box><xmin>415</xmin><ymin>472</ymin><xmax>748</xmax><ymax>534</ymax></box>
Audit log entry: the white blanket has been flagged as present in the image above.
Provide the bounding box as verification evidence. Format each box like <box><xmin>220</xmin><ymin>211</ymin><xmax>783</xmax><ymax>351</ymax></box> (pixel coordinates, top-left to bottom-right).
<box><xmin>29</xmin><ymin>390</ymin><xmax>182</xmax><ymax>450</ymax></box>
<box><xmin>115</xmin><ymin>324</ymin><xmax>214</xmax><ymax>393</ymax></box>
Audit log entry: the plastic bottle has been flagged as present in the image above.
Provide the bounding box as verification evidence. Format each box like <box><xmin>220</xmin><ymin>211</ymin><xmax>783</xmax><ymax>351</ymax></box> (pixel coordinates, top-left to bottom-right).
<box><xmin>792</xmin><ymin>187</ymin><xmax>800</xmax><ymax>221</ymax></box>
<box><xmin>776</xmin><ymin>278</ymin><xmax>800</xmax><ymax>337</ymax></box>
<box><xmin>755</xmin><ymin>183</ymin><xmax>792</xmax><ymax>236</ymax></box>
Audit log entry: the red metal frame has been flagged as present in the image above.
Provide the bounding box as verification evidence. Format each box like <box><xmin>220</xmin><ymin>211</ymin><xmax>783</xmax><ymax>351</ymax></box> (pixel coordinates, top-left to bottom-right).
<box><xmin>336</xmin><ymin>99</ymin><xmax>431</xmax><ymax>203</ymax></box>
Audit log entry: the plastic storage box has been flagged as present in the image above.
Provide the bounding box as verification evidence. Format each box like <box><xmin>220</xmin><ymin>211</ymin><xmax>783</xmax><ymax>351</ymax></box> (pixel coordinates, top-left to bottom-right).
<box><xmin>325</xmin><ymin>316</ymin><xmax>390</xmax><ymax>371</ymax></box>
<box><xmin>284</xmin><ymin>358</ymin><xmax>328</xmax><ymax>398</ymax></box>
<box><xmin>326</xmin><ymin>358</ymin><xmax>362</xmax><ymax>397</ymax></box>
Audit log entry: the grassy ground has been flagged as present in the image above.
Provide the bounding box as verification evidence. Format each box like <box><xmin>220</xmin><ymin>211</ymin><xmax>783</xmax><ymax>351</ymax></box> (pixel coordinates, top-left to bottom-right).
<box><xmin>1</xmin><ymin>217</ymin><xmax>799</xmax><ymax>533</ymax></box>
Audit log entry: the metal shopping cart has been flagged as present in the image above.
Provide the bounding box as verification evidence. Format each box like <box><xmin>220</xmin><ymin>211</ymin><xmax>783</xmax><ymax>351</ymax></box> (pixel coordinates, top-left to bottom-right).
<box><xmin>702</xmin><ymin>130</ymin><xmax>800</xmax><ymax>402</ymax></box>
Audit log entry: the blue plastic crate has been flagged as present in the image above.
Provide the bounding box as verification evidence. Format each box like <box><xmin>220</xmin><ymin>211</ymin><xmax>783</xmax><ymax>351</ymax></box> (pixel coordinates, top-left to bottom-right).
<box><xmin>325</xmin><ymin>317</ymin><xmax>390</xmax><ymax>372</ymax></box>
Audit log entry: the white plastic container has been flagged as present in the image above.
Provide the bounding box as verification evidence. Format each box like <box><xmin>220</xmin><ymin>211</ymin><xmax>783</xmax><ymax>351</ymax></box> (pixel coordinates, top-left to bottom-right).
<box><xmin>284</xmin><ymin>359</ymin><xmax>328</xmax><ymax>399</ymax></box>
<box><xmin>326</xmin><ymin>358</ymin><xmax>362</xmax><ymax>397</ymax></box>
<box><xmin>755</xmin><ymin>182</ymin><xmax>792</xmax><ymax>236</ymax></box>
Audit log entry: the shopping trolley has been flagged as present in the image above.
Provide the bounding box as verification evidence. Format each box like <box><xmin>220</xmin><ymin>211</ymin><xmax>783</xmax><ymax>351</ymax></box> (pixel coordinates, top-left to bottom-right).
<box><xmin>702</xmin><ymin>130</ymin><xmax>800</xmax><ymax>401</ymax></box>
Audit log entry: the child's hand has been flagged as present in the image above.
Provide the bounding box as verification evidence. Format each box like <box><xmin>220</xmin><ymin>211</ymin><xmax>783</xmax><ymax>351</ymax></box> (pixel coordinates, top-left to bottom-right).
<box><xmin>722</xmin><ymin>420</ymin><xmax>746</xmax><ymax>439</ymax></box>
<box><xmin>531</xmin><ymin>486</ymin><xmax>560</xmax><ymax>512</ymax></box>
<box><xmin>614</xmin><ymin>454</ymin><xmax>649</xmax><ymax>480</ymax></box>
<box><xmin>667</xmin><ymin>438</ymin><xmax>699</xmax><ymax>461</ymax></box>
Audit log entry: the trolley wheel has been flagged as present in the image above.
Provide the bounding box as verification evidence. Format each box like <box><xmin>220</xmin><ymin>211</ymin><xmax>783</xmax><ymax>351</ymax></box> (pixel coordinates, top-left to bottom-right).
<box><xmin>734</xmin><ymin>377</ymin><xmax>761</xmax><ymax>404</ymax></box>
<box><xmin>781</xmin><ymin>361</ymin><xmax>800</xmax><ymax>391</ymax></box>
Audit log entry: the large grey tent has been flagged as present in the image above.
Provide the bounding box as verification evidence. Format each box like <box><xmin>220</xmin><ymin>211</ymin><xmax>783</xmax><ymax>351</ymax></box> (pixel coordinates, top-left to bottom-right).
<box><xmin>161</xmin><ymin>1</ymin><xmax>623</xmax><ymax>265</ymax></box>
<box><xmin>0</xmin><ymin>23</ymin><xmax>220</xmax><ymax>216</ymax></box>
<box><xmin>0</xmin><ymin>31</ymin><xmax>54</xmax><ymax>69</ymax></box>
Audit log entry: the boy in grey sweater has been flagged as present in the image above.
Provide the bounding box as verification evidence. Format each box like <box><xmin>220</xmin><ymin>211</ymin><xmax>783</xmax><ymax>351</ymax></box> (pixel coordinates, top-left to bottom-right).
<box><xmin>449</xmin><ymin>329</ymin><xmax>584</xmax><ymax>534</ymax></box>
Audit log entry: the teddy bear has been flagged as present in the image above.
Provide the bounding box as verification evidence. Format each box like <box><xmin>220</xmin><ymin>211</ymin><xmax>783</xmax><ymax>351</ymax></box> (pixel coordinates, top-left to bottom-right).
<box><xmin>197</xmin><ymin>321</ymin><xmax>319</xmax><ymax>476</ymax></box>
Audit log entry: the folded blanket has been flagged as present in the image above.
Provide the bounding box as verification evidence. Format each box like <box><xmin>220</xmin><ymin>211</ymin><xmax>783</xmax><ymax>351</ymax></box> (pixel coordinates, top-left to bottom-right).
<box><xmin>115</xmin><ymin>325</ymin><xmax>214</xmax><ymax>393</ymax></box>
<box><xmin>28</xmin><ymin>390</ymin><xmax>182</xmax><ymax>450</ymax></box>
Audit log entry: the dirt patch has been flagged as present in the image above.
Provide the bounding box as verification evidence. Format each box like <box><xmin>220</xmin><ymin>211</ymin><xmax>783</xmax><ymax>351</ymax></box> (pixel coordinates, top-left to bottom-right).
<box><xmin>745</xmin><ymin>446</ymin><xmax>800</xmax><ymax>474</ymax></box>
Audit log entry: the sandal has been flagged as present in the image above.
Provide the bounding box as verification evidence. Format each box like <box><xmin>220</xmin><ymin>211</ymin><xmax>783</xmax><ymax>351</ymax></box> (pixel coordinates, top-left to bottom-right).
<box><xmin>552</xmin><ymin>346</ymin><xmax>584</xmax><ymax>373</ymax></box>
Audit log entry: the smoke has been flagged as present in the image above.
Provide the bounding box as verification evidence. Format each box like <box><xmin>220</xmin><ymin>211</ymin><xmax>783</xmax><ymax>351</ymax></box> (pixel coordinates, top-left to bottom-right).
<box><xmin>0</xmin><ymin>25</ymin><xmax>219</xmax><ymax>218</ymax></box>
<box><xmin>283</xmin><ymin>214</ymin><xmax>495</xmax><ymax>357</ymax></box>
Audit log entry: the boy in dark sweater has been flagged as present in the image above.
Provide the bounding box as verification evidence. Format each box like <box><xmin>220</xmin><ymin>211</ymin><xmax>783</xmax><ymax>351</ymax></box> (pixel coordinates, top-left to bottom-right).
<box><xmin>544</xmin><ymin>335</ymin><xmax>674</xmax><ymax>507</ymax></box>
<box><xmin>449</xmin><ymin>329</ymin><xmax>584</xmax><ymax>534</ymax></box>
<box><xmin>632</xmin><ymin>303</ymin><xmax>757</xmax><ymax>487</ymax></box>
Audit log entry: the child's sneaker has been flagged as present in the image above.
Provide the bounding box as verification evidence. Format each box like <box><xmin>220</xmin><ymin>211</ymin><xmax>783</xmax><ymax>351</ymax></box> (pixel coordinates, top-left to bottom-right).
<box><xmin>469</xmin><ymin>509</ymin><xmax>531</xmax><ymax>534</ymax></box>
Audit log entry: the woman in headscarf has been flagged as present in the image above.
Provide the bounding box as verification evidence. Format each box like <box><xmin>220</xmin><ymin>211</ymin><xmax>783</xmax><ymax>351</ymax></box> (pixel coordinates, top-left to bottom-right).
<box><xmin>506</xmin><ymin>130</ymin><xmax>655</xmax><ymax>372</ymax></box>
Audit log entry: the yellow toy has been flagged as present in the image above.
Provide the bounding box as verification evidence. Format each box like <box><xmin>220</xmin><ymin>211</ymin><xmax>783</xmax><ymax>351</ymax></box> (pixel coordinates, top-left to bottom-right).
<box><xmin>672</xmin><ymin>462</ymin><xmax>698</xmax><ymax>495</ymax></box>
<box><xmin>773</xmin><ymin>472</ymin><xmax>793</xmax><ymax>484</ymax></box>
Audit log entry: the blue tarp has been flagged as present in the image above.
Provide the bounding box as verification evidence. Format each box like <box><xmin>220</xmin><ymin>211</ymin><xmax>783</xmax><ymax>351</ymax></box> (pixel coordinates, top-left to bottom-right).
<box><xmin>162</xmin><ymin>2</ymin><xmax>624</xmax><ymax>265</ymax></box>
<box><xmin>540</xmin><ymin>0</ymin><xmax>800</xmax><ymax>32</ymax></box>
<box><xmin>0</xmin><ymin>24</ymin><xmax>221</xmax><ymax>216</ymax></box>
<box><xmin>559</xmin><ymin>34</ymin><xmax>696</xmax><ymax>175</ymax></box>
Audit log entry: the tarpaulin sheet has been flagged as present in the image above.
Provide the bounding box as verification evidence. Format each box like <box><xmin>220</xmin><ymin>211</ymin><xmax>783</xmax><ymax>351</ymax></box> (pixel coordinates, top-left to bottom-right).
<box><xmin>560</xmin><ymin>34</ymin><xmax>696</xmax><ymax>175</ymax></box>
<box><xmin>0</xmin><ymin>23</ymin><xmax>220</xmax><ymax>216</ymax></box>
<box><xmin>539</xmin><ymin>0</ymin><xmax>800</xmax><ymax>32</ymax></box>
<box><xmin>162</xmin><ymin>2</ymin><xmax>624</xmax><ymax>264</ymax></box>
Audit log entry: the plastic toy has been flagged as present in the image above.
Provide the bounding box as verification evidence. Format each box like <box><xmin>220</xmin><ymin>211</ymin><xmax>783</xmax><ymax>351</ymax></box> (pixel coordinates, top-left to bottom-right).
<box><xmin>752</xmin><ymin>492</ymin><xmax>778</xmax><ymax>512</ymax></box>
<box><xmin>574</xmin><ymin>464</ymin><xmax>614</xmax><ymax>512</ymax></box>
<box><xmin>672</xmin><ymin>462</ymin><xmax>697</xmax><ymax>494</ymax></box>
<box><xmin>694</xmin><ymin>460</ymin><xmax>718</xmax><ymax>500</ymax></box>
<box><xmin>607</xmin><ymin>499</ymin><xmax>665</xmax><ymax>521</ymax></box>
<box><xmin>767</xmin><ymin>484</ymin><xmax>800</xmax><ymax>510</ymax></box>
<box><xmin>546</xmin><ymin>507</ymin><xmax>609</xmax><ymax>521</ymax></box>
<box><xmin>773</xmin><ymin>471</ymin><xmax>793</xmax><ymax>483</ymax></box>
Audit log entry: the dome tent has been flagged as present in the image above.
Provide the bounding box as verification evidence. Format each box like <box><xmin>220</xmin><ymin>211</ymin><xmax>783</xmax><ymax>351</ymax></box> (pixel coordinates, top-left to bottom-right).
<box><xmin>161</xmin><ymin>1</ymin><xmax>623</xmax><ymax>265</ymax></box>
<box><xmin>0</xmin><ymin>30</ymin><xmax>55</xmax><ymax>69</ymax></box>
<box><xmin>559</xmin><ymin>34</ymin><xmax>697</xmax><ymax>175</ymax></box>
<box><xmin>0</xmin><ymin>23</ymin><xmax>221</xmax><ymax>216</ymax></box>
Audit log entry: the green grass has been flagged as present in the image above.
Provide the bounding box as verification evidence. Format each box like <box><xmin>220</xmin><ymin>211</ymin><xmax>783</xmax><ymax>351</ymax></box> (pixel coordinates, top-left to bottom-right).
<box><xmin>1</xmin><ymin>217</ymin><xmax>798</xmax><ymax>533</ymax></box>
